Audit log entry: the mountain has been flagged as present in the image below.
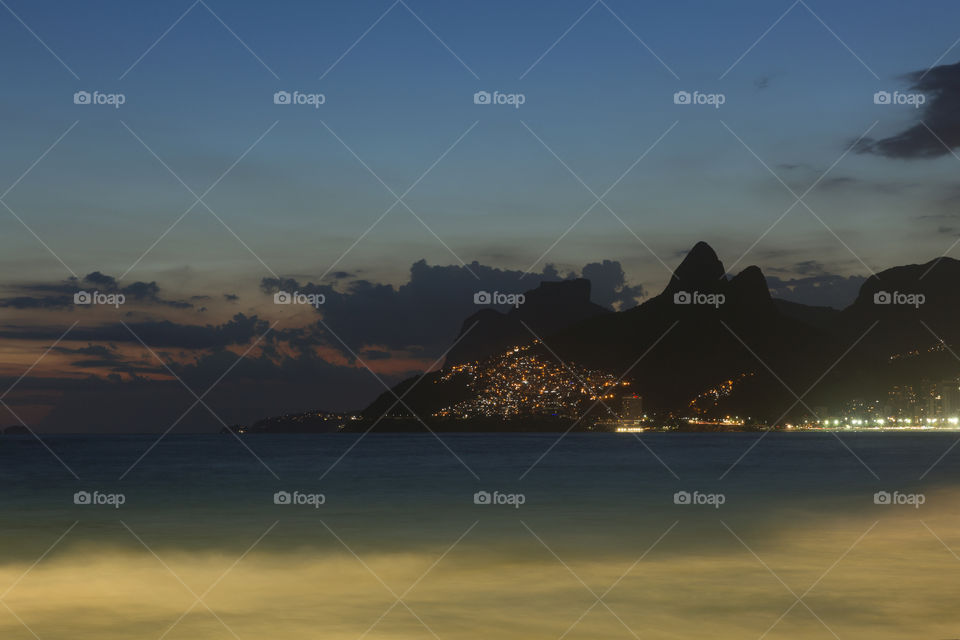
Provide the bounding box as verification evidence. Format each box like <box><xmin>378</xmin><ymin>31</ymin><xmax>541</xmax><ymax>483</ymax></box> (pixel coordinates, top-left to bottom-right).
<box><xmin>664</xmin><ymin>240</ymin><xmax>728</xmax><ymax>294</ymax></box>
<box><xmin>532</xmin><ymin>242</ymin><xmax>857</xmax><ymax>416</ymax></box>
<box><xmin>360</xmin><ymin>241</ymin><xmax>872</xmax><ymax>425</ymax></box>
<box><xmin>773</xmin><ymin>299</ymin><xmax>841</xmax><ymax>332</ymax></box>
<box><xmin>838</xmin><ymin>257</ymin><xmax>960</xmax><ymax>353</ymax></box>
<box><xmin>255</xmin><ymin>242</ymin><xmax>960</xmax><ymax>431</ymax></box>
<box><xmin>2</xmin><ymin>425</ymin><xmax>30</xmax><ymax>435</ymax></box>
<box><xmin>444</xmin><ymin>278</ymin><xmax>609</xmax><ymax>365</ymax></box>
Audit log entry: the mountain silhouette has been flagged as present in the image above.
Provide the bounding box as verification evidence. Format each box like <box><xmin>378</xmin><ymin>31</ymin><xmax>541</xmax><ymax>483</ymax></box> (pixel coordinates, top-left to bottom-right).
<box><xmin>362</xmin><ymin>241</ymin><xmax>858</xmax><ymax>424</ymax></box>
<box><xmin>533</xmin><ymin>241</ymin><xmax>836</xmax><ymax>415</ymax></box>
<box><xmin>664</xmin><ymin>240</ymin><xmax>727</xmax><ymax>294</ymax></box>
<box><xmin>838</xmin><ymin>257</ymin><xmax>960</xmax><ymax>353</ymax></box>
<box><xmin>261</xmin><ymin>242</ymin><xmax>960</xmax><ymax>431</ymax></box>
<box><xmin>445</xmin><ymin>278</ymin><xmax>609</xmax><ymax>365</ymax></box>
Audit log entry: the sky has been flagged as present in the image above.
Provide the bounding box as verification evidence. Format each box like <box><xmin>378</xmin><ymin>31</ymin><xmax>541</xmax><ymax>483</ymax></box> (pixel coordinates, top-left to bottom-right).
<box><xmin>3</xmin><ymin>0</ymin><xmax>960</xmax><ymax>430</ymax></box>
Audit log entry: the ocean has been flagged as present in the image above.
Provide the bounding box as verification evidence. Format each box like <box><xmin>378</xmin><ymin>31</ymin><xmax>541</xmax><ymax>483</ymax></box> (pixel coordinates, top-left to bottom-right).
<box><xmin>1</xmin><ymin>432</ymin><xmax>957</xmax><ymax>639</ymax></box>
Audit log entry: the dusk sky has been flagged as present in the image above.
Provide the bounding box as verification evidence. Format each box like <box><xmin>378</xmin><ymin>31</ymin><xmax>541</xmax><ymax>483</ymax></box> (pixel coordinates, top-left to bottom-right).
<box><xmin>4</xmin><ymin>0</ymin><xmax>960</xmax><ymax>430</ymax></box>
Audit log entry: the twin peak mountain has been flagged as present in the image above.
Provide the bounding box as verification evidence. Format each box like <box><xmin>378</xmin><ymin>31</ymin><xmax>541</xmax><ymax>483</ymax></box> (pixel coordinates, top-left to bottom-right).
<box><xmin>365</xmin><ymin>241</ymin><xmax>960</xmax><ymax>422</ymax></box>
<box><xmin>446</xmin><ymin>241</ymin><xmax>773</xmax><ymax>367</ymax></box>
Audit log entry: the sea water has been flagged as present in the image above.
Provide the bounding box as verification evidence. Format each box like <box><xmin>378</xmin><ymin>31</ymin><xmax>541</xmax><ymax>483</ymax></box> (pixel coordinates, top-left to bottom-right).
<box><xmin>0</xmin><ymin>432</ymin><xmax>957</xmax><ymax>639</ymax></box>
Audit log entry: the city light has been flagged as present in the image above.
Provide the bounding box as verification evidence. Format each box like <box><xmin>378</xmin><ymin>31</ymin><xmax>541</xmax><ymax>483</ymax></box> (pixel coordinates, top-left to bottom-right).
<box><xmin>433</xmin><ymin>343</ymin><xmax>626</xmax><ymax>419</ymax></box>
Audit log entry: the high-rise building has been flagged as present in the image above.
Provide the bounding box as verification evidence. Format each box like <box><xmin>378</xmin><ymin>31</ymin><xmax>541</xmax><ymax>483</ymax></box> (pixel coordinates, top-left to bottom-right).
<box><xmin>621</xmin><ymin>395</ymin><xmax>644</xmax><ymax>421</ymax></box>
<box><xmin>939</xmin><ymin>379</ymin><xmax>960</xmax><ymax>418</ymax></box>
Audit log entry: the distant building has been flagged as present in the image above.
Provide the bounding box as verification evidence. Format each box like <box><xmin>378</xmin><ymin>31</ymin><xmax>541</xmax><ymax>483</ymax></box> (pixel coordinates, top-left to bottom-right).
<box><xmin>939</xmin><ymin>379</ymin><xmax>960</xmax><ymax>417</ymax></box>
<box><xmin>888</xmin><ymin>384</ymin><xmax>919</xmax><ymax>422</ymax></box>
<box><xmin>621</xmin><ymin>395</ymin><xmax>644</xmax><ymax>421</ymax></box>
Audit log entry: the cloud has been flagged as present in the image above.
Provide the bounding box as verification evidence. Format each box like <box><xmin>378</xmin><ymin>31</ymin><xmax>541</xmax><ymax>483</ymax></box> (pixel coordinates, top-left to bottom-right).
<box><xmin>818</xmin><ymin>176</ymin><xmax>859</xmax><ymax>190</ymax></box>
<box><xmin>580</xmin><ymin>260</ymin><xmax>646</xmax><ymax>309</ymax></box>
<box><xmin>0</xmin><ymin>272</ymin><xmax>193</xmax><ymax>309</ymax></box>
<box><xmin>0</xmin><ymin>294</ymin><xmax>74</xmax><ymax>309</ymax></box>
<box><xmin>857</xmin><ymin>61</ymin><xmax>960</xmax><ymax>158</ymax></box>
<box><xmin>0</xmin><ymin>313</ymin><xmax>271</xmax><ymax>349</ymax></box>
<box><xmin>52</xmin><ymin>344</ymin><xmax>120</xmax><ymax>360</ymax></box>
<box><xmin>790</xmin><ymin>260</ymin><xmax>827</xmax><ymax>276</ymax></box>
<box><xmin>261</xmin><ymin>258</ymin><xmax>643</xmax><ymax>356</ymax></box>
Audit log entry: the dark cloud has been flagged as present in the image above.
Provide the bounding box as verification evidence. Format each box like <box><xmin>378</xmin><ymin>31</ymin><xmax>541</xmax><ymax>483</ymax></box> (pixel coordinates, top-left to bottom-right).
<box><xmin>69</xmin><ymin>358</ymin><xmax>136</xmax><ymax>368</ymax></box>
<box><xmin>261</xmin><ymin>258</ymin><xmax>643</xmax><ymax>356</ymax></box>
<box><xmin>857</xmin><ymin>61</ymin><xmax>960</xmax><ymax>158</ymax></box>
<box><xmin>53</xmin><ymin>344</ymin><xmax>120</xmax><ymax>360</ymax></box>
<box><xmin>83</xmin><ymin>271</ymin><xmax>116</xmax><ymax>287</ymax></box>
<box><xmin>818</xmin><ymin>176</ymin><xmax>859</xmax><ymax>190</ymax></box>
<box><xmin>0</xmin><ymin>294</ymin><xmax>74</xmax><ymax>309</ymax></box>
<box><xmin>791</xmin><ymin>260</ymin><xmax>827</xmax><ymax>276</ymax></box>
<box><xmin>581</xmin><ymin>260</ymin><xmax>645</xmax><ymax>309</ymax></box>
<box><xmin>0</xmin><ymin>313</ymin><xmax>270</xmax><ymax>349</ymax></box>
<box><xmin>57</xmin><ymin>344</ymin><xmax>136</xmax><ymax>370</ymax></box>
<box><xmin>0</xmin><ymin>272</ymin><xmax>193</xmax><ymax>309</ymax></box>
